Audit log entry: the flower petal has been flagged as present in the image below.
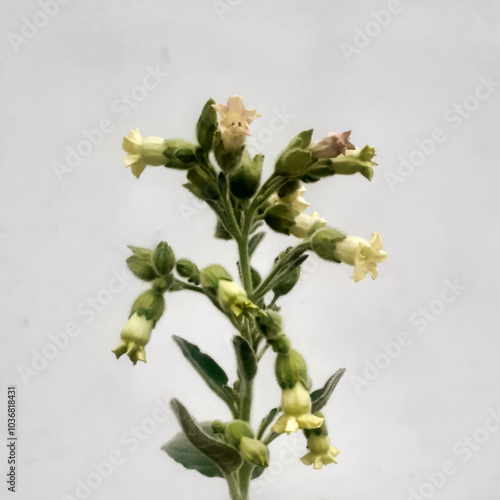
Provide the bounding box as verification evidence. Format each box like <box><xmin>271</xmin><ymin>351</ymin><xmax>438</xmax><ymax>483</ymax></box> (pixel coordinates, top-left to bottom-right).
<box><xmin>297</xmin><ymin>413</ymin><xmax>324</xmax><ymax>430</ymax></box>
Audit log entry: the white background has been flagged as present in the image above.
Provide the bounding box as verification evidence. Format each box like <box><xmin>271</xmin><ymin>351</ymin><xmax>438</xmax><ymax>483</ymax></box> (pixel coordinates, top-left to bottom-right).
<box><xmin>1</xmin><ymin>1</ymin><xmax>500</xmax><ymax>499</ymax></box>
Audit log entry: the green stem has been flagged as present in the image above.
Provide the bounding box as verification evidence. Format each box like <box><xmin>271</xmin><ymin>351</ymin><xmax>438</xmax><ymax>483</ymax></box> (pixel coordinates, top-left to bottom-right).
<box><xmin>238</xmin><ymin>462</ymin><xmax>254</xmax><ymax>500</ymax></box>
<box><xmin>225</xmin><ymin>472</ymin><xmax>242</xmax><ymax>500</ymax></box>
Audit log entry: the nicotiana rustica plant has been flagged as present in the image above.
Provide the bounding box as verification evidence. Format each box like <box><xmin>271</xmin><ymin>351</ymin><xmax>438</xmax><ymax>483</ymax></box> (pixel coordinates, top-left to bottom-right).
<box><xmin>113</xmin><ymin>95</ymin><xmax>387</xmax><ymax>500</ymax></box>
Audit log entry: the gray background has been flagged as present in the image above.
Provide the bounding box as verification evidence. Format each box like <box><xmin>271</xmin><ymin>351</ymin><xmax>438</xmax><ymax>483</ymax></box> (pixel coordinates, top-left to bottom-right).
<box><xmin>1</xmin><ymin>1</ymin><xmax>499</xmax><ymax>499</ymax></box>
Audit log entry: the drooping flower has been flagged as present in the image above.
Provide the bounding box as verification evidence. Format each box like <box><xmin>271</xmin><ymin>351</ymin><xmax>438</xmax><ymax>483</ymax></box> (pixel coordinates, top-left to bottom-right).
<box><xmin>301</xmin><ymin>433</ymin><xmax>340</xmax><ymax>469</ymax></box>
<box><xmin>112</xmin><ymin>312</ymin><xmax>154</xmax><ymax>365</ymax></box>
<box><xmin>212</xmin><ymin>96</ymin><xmax>261</xmax><ymax>152</ymax></box>
<box><xmin>289</xmin><ymin>211</ymin><xmax>327</xmax><ymax>239</ymax></box>
<box><xmin>122</xmin><ymin>129</ymin><xmax>167</xmax><ymax>178</ymax></box>
<box><xmin>216</xmin><ymin>280</ymin><xmax>258</xmax><ymax>319</ymax></box>
<box><xmin>333</xmin><ymin>231</ymin><xmax>387</xmax><ymax>282</ymax></box>
<box><xmin>271</xmin><ymin>382</ymin><xmax>324</xmax><ymax>435</ymax></box>
<box><xmin>308</xmin><ymin>130</ymin><xmax>355</xmax><ymax>159</ymax></box>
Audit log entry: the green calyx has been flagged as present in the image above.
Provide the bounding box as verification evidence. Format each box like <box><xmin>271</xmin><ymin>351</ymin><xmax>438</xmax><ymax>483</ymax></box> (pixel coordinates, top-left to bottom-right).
<box><xmin>275</xmin><ymin>348</ymin><xmax>308</xmax><ymax>389</ymax></box>
<box><xmin>163</xmin><ymin>139</ymin><xmax>198</xmax><ymax>169</ymax></box>
<box><xmin>229</xmin><ymin>150</ymin><xmax>263</xmax><ymax>200</ymax></box>
<box><xmin>153</xmin><ymin>242</ymin><xmax>176</xmax><ymax>276</ymax></box>
<box><xmin>311</xmin><ymin>227</ymin><xmax>347</xmax><ymax>262</ymax></box>
<box><xmin>175</xmin><ymin>259</ymin><xmax>200</xmax><ymax>284</ymax></box>
<box><xmin>256</xmin><ymin>310</ymin><xmax>283</xmax><ymax>339</ymax></box>
<box><xmin>196</xmin><ymin>98</ymin><xmax>218</xmax><ymax>151</ymax></box>
<box><xmin>225</xmin><ymin>420</ymin><xmax>254</xmax><ymax>447</ymax></box>
<box><xmin>131</xmin><ymin>289</ymin><xmax>165</xmax><ymax>325</ymax></box>
<box><xmin>200</xmin><ymin>264</ymin><xmax>233</xmax><ymax>290</ymax></box>
<box><xmin>264</xmin><ymin>204</ymin><xmax>299</xmax><ymax>235</ymax></box>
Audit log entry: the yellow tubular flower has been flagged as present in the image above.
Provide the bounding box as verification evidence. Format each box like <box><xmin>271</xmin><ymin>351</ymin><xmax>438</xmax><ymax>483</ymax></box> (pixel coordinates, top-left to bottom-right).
<box><xmin>122</xmin><ymin>128</ymin><xmax>167</xmax><ymax>178</ymax></box>
<box><xmin>301</xmin><ymin>433</ymin><xmax>340</xmax><ymax>469</ymax></box>
<box><xmin>289</xmin><ymin>212</ymin><xmax>326</xmax><ymax>239</ymax></box>
<box><xmin>216</xmin><ymin>280</ymin><xmax>258</xmax><ymax>319</ymax></box>
<box><xmin>334</xmin><ymin>231</ymin><xmax>387</xmax><ymax>282</ymax></box>
<box><xmin>112</xmin><ymin>312</ymin><xmax>154</xmax><ymax>365</ymax></box>
<box><xmin>271</xmin><ymin>383</ymin><xmax>324</xmax><ymax>434</ymax></box>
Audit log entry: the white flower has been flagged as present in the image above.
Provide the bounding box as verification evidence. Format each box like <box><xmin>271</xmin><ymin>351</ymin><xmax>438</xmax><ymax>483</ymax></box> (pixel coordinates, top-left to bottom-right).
<box><xmin>301</xmin><ymin>433</ymin><xmax>340</xmax><ymax>469</ymax></box>
<box><xmin>112</xmin><ymin>313</ymin><xmax>154</xmax><ymax>365</ymax></box>
<box><xmin>212</xmin><ymin>96</ymin><xmax>261</xmax><ymax>152</ymax></box>
<box><xmin>122</xmin><ymin>128</ymin><xmax>166</xmax><ymax>178</ymax></box>
<box><xmin>334</xmin><ymin>231</ymin><xmax>387</xmax><ymax>282</ymax></box>
<box><xmin>271</xmin><ymin>383</ymin><xmax>324</xmax><ymax>435</ymax></box>
<box><xmin>289</xmin><ymin>212</ymin><xmax>327</xmax><ymax>239</ymax></box>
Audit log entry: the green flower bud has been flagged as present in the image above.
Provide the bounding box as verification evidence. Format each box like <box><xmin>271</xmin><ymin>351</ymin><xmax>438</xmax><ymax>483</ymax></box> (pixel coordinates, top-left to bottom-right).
<box><xmin>186</xmin><ymin>165</ymin><xmax>219</xmax><ymax>200</ymax></box>
<box><xmin>275</xmin><ymin>348</ymin><xmax>308</xmax><ymax>389</ymax></box>
<box><xmin>239</xmin><ymin>437</ymin><xmax>269</xmax><ymax>467</ymax></box>
<box><xmin>270</xmin><ymin>334</ymin><xmax>291</xmax><ymax>354</ymax></box>
<box><xmin>151</xmin><ymin>276</ymin><xmax>172</xmax><ymax>294</ymax></box>
<box><xmin>264</xmin><ymin>205</ymin><xmax>299</xmax><ymax>235</ymax></box>
<box><xmin>175</xmin><ymin>259</ymin><xmax>200</xmax><ymax>284</ymax></box>
<box><xmin>211</xmin><ymin>420</ymin><xmax>227</xmax><ymax>434</ymax></box>
<box><xmin>272</xmin><ymin>249</ymin><xmax>301</xmax><ymax>296</ymax></box>
<box><xmin>196</xmin><ymin>98</ymin><xmax>218</xmax><ymax>151</ymax></box>
<box><xmin>229</xmin><ymin>151</ymin><xmax>263</xmax><ymax>199</ymax></box>
<box><xmin>200</xmin><ymin>265</ymin><xmax>233</xmax><ymax>290</ymax></box>
<box><xmin>153</xmin><ymin>242</ymin><xmax>176</xmax><ymax>275</ymax></box>
<box><xmin>225</xmin><ymin>420</ymin><xmax>254</xmax><ymax>447</ymax></box>
<box><xmin>311</xmin><ymin>227</ymin><xmax>347</xmax><ymax>263</ymax></box>
<box><xmin>256</xmin><ymin>310</ymin><xmax>283</xmax><ymax>338</ymax></box>
<box><xmin>131</xmin><ymin>289</ymin><xmax>165</xmax><ymax>325</ymax></box>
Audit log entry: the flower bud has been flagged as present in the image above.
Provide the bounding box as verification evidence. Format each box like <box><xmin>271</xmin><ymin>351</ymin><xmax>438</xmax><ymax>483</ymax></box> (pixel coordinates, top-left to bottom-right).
<box><xmin>275</xmin><ymin>348</ymin><xmax>308</xmax><ymax>389</ymax></box>
<box><xmin>153</xmin><ymin>242</ymin><xmax>176</xmax><ymax>276</ymax></box>
<box><xmin>274</xmin><ymin>148</ymin><xmax>312</xmax><ymax>176</ymax></box>
<box><xmin>229</xmin><ymin>151</ymin><xmax>263</xmax><ymax>199</ymax></box>
<box><xmin>216</xmin><ymin>280</ymin><xmax>258</xmax><ymax>320</ymax></box>
<box><xmin>264</xmin><ymin>204</ymin><xmax>299</xmax><ymax>235</ymax></box>
<box><xmin>225</xmin><ymin>420</ymin><xmax>253</xmax><ymax>447</ymax></box>
<box><xmin>272</xmin><ymin>250</ymin><xmax>301</xmax><ymax>296</ymax></box>
<box><xmin>200</xmin><ymin>265</ymin><xmax>233</xmax><ymax>290</ymax></box>
<box><xmin>196</xmin><ymin>98</ymin><xmax>218</xmax><ymax>151</ymax></box>
<box><xmin>269</xmin><ymin>334</ymin><xmax>291</xmax><ymax>354</ymax></box>
<box><xmin>151</xmin><ymin>276</ymin><xmax>172</xmax><ymax>294</ymax></box>
<box><xmin>239</xmin><ymin>437</ymin><xmax>269</xmax><ymax>468</ymax></box>
<box><xmin>175</xmin><ymin>259</ymin><xmax>200</xmax><ymax>284</ymax></box>
<box><xmin>211</xmin><ymin>420</ymin><xmax>227</xmax><ymax>434</ymax></box>
<box><xmin>256</xmin><ymin>310</ymin><xmax>283</xmax><ymax>338</ymax></box>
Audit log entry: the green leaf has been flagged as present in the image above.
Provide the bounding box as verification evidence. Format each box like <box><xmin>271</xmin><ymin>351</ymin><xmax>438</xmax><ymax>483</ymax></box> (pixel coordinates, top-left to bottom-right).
<box><xmin>172</xmin><ymin>336</ymin><xmax>236</xmax><ymax>411</ymax></box>
<box><xmin>162</xmin><ymin>421</ymin><xmax>224</xmax><ymax>478</ymax></box>
<box><xmin>127</xmin><ymin>245</ymin><xmax>152</xmax><ymax>259</ymax></box>
<box><xmin>256</xmin><ymin>407</ymin><xmax>280</xmax><ymax>440</ymax></box>
<box><xmin>126</xmin><ymin>255</ymin><xmax>158</xmax><ymax>281</ymax></box>
<box><xmin>250</xmin><ymin>267</ymin><xmax>262</xmax><ymax>289</ymax></box>
<box><xmin>248</xmin><ymin>232</ymin><xmax>266</xmax><ymax>257</ymax></box>
<box><xmin>311</xmin><ymin>368</ymin><xmax>346</xmax><ymax>413</ymax></box>
<box><xmin>169</xmin><ymin>399</ymin><xmax>242</xmax><ymax>475</ymax></box>
<box><xmin>233</xmin><ymin>336</ymin><xmax>257</xmax><ymax>381</ymax></box>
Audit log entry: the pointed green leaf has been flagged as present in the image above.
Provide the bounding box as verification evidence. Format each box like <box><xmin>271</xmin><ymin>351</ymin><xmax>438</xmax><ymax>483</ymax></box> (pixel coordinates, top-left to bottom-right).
<box><xmin>126</xmin><ymin>255</ymin><xmax>158</xmax><ymax>281</ymax></box>
<box><xmin>127</xmin><ymin>245</ymin><xmax>152</xmax><ymax>259</ymax></box>
<box><xmin>256</xmin><ymin>407</ymin><xmax>280</xmax><ymax>440</ymax></box>
<box><xmin>172</xmin><ymin>336</ymin><xmax>235</xmax><ymax>411</ymax></box>
<box><xmin>311</xmin><ymin>368</ymin><xmax>346</xmax><ymax>413</ymax></box>
<box><xmin>248</xmin><ymin>232</ymin><xmax>266</xmax><ymax>257</ymax></box>
<box><xmin>169</xmin><ymin>399</ymin><xmax>242</xmax><ymax>475</ymax></box>
<box><xmin>233</xmin><ymin>336</ymin><xmax>257</xmax><ymax>381</ymax></box>
<box><xmin>162</xmin><ymin>421</ymin><xmax>224</xmax><ymax>478</ymax></box>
